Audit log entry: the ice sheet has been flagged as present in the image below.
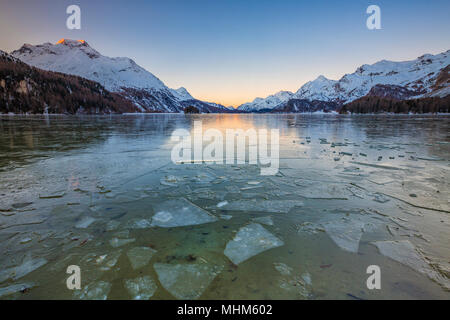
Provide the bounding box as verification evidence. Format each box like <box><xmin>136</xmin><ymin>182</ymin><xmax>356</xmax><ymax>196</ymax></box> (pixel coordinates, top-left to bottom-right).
<box><xmin>220</xmin><ymin>200</ymin><xmax>303</xmax><ymax>214</ymax></box>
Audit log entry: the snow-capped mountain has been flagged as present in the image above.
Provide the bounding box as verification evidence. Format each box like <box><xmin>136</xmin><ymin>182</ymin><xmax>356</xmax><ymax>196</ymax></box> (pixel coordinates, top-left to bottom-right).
<box><xmin>169</xmin><ymin>87</ymin><xmax>195</xmax><ymax>101</ymax></box>
<box><xmin>238</xmin><ymin>91</ymin><xmax>294</xmax><ymax>111</ymax></box>
<box><xmin>0</xmin><ymin>50</ymin><xmax>136</xmax><ymax>114</ymax></box>
<box><xmin>293</xmin><ymin>75</ymin><xmax>341</xmax><ymax>102</ymax></box>
<box><xmin>238</xmin><ymin>50</ymin><xmax>450</xmax><ymax>111</ymax></box>
<box><xmin>11</xmin><ymin>39</ymin><xmax>228</xmax><ymax>113</ymax></box>
<box><xmin>12</xmin><ymin>39</ymin><xmax>167</xmax><ymax>92</ymax></box>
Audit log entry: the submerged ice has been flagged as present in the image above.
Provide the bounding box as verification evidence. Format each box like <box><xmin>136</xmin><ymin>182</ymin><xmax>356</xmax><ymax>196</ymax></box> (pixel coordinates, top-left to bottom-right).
<box><xmin>127</xmin><ymin>247</ymin><xmax>157</xmax><ymax>270</ymax></box>
<box><xmin>73</xmin><ymin>281</ymin><xmax>111</xmax><ymax>300</ymax></box>
<box><xmin>322</xmin><ymin>219</ymin><xmax>366</xmax><ymax>253</ymax></box>
<box><xmin>154</xmin><ymin>263</ymin><xmax>222</xmax><ymax>300</ymax></box>
<box><xmin>151</xmin><ymin>198</ymin><xmax>217</xmax><ymax>228</ymax></box>
<box><xmin>124</xmin><ymin>276</ymin><xmax>157</xmax><ymax>300</ymax></box>
<box><xmin>224</xmin><ymin>223</ymin><xmax>284</xmax><ymax>265</ymax></box>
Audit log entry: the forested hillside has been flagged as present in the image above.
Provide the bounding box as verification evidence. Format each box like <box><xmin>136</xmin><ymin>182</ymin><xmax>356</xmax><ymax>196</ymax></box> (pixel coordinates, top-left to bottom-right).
<box><xmin>0</xmin><ymin>51</ymin><xmax>137</xmax><ymax>114</ymax></box>
<box><xmin>340</xmin><ymin>95</ymin><xmax>449</xmax><ymax>114</ymax></box>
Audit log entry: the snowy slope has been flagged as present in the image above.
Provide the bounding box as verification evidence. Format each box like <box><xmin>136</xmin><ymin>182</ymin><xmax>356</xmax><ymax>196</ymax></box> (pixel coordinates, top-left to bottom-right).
<box><xmin>11</xmin><ymin>39</ymin><xmax>167</xmax><ymax>92</ymax></box>
<box><xmin>0</xmin><ymin>49</ymin><xmax>137</xmax><ymax>114</ymax></box>
<box><xmin>169</xmin><ymin>87</ymin><xmax>195</xmax><ymax>101</ymax></box>
<box><xmin>238</xmin><ymin>91</ymin><xmax>294</xmax><ymax>111</ymax></box>
<box><xmin>238</xmin><ymin>50</ymin><xmax>450</xmax><ymax>111</ymax></box>
<box><xmin>11</xmin><ymin>39</ymin><xmax>227</xmax><ymax>112</ymax></box>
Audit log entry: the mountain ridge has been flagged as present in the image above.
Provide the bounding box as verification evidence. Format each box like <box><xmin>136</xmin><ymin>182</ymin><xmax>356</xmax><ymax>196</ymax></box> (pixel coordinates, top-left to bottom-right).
<box><xmin>6</xmin><ymin>39</ymin><xmax>450</xmax><ymax>114</ymax></box>
<box><xmin>238</xmin><ymin>49</ymin><xmax>450</xmax><ymax>111</ymax></box>
<box><xmin>10</xmin><ymin>39</ymin><xmax>229</xmax><ymax>113</ymax></box>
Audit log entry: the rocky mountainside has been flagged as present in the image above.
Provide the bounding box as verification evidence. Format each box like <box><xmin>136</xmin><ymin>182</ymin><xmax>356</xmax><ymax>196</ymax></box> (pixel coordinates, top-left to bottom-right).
<box><xmin>238</xmin><ymin>50</ymin><xmax>450</xmax><ymax>112</ymax></box>
<box><xmin>271</xmin><ymin>99</ymin><xmax>340</xmax><ymax>113</ymax></box>
<box><xmin>11</xmin><ymin>39</ymin><xmax>228</xmax><ymax>113</ymax></box>
<box><xmin>365</xmin><ymin>84</ymin><xmax>422</xmax><ymax>100</ymax></box>
<box><xmin>0</xmin><ymin>50</ymin><xmax>137</xmax><ymax>114</ymax></box>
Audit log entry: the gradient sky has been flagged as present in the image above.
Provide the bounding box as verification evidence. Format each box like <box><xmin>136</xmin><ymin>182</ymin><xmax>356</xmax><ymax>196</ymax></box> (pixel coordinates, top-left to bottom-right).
<box><xmin>1</xmin><ymin>0</ymin><xmax>449</xmax><ymax>107</ymax></box>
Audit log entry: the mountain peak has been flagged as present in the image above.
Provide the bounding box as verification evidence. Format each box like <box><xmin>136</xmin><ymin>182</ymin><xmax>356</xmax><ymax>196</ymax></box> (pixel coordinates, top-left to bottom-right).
<box><xmin>315</xmin><ymin>75</ymin><xmax>329</xmax><ymax>81</ymax></box>
<box><xmin>56</xmin><ymin>38</ymin><xmax>89</xmax><ymax>47</ymax></box>
<box><xmin>170</xmin><ymin>87</ymin><xmax>195</xmax><ymax>101</ymax></box>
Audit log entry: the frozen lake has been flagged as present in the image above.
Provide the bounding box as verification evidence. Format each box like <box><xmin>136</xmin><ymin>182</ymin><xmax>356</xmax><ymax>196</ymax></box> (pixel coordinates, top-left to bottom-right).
<box><xmin>0</xmin><ymin>114</ymin><xmax>449</xmax><ymax>299</ymax></box>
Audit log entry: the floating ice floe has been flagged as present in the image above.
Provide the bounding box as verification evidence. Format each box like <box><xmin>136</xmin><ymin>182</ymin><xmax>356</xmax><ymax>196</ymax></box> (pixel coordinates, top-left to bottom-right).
<box><xmin>0</xmin><ymin>283</ymin><xmax>35</xmax><ymax>298</ymax></box>
<box><xmin>224</xmin><ymin>223</ymin><xmax>284</xmax><ymax>265</ymax></box>
<box><xmin>109</xmin><ymin>237</ymin><xmax>135</xmax><ymax>248</ymax></box>
<box><xmin>416</xmin><ymin>156</ymin><xmax>444</xmax><ymax>161</ymax></box>
<box><xmin>240</xmin><ymin>185</ymin><xmax>264</xmax><ymax>191</ymax></box>
<box><xmin>127</xmin><ymin>247</ymin><xmax>157</xmax><ymax>270</ymax></box>
<box><xmin>151</xmin><ymin>198</ymin><xmax>217</xmax><ymax>228</ymax></box>
<box><xmin>154</xmin><ymin>263</ymin><xmax>222</xmax><ymax>300</ymax></box>
<box><xmin>20</xmin><ymin>237</ymin><xmax>32</xmax><ymax>244</ymax></box>
<box><xmin>73</xmin><ymin>281</ymin><xmax>111</xmax><ymax>300</ymax></box>
<box><xmin>124</xmin><ymin>276</ymin><xmax>157</xmax><ymax>300</ymax></box>
<box><xmin>75</xmin><ymin>217</ymin><xmax>96</xmax><ymax>229</ymax></box>
<box><xmin>322</xmin><ymin>219</ymin><xmax>365</xmax><ymax>253</ymax></box>
<box><xmin>76</xmin><ymin>250</ymin><xmax>121</xmax><ymax>282</ymax></box>
<box><xmin>372</xmin><ymin>240</ymin><xmax>448</xmax><ymax>289</ymax></box>
<box><xmin>11</xmin><ymin>202</ymin><xmax>33</xmax><ymax>209</ymax></box>
<box><xmin>220</xmin><ymin>200</ymin><xmax>303</xmax><ymax>214</ymax></box>
<box><xmin>252</xmin><ymin>216</ymin><xmax>274</xmax><ymax>226</ymax></box>
<box><xmin>39</xmin><ymin>191</ymin><xmax>66</xmax><ymax>199</ymax></box>
<box><xmin>372</xmin><ymin>193</ymin><xmax>390</xmax><ymax>203</ymax></box>
<box><xmin>99</xmin><ymin>250</ymin><xmax>122</xmax><ymax>271</ymax></box>
<box><xmin>0</xmin><ymin>255</ymin><xmax>47</xmax><ymax>283</ymax></box>
<box><xmin>350</xmin><ymin>161</ymin><xmax>404</xmax><ymax>171</ymax></box>
<box><xmin>368</xmin><ymin>177</ymin><xmax>395</xmax><ymax>185</ymax></box>
<box><xmin>217</xmin><ymin>201</ymin><xmax>229</xmax><ymax>208</ymax></box>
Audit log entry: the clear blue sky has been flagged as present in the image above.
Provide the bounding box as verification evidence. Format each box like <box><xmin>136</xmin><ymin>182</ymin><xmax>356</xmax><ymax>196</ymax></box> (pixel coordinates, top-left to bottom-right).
<box><xmin>1</xmin><ymin>0</ymin><xmax>449</xmax><ymax>106</ymax></box>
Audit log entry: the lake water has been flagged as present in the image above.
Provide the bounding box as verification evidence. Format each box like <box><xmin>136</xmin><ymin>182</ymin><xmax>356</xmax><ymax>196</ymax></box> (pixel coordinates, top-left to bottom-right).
<box><xmin>0</xmin><ymin>114</ymin><xmax>449</xmax><ymax>300</ymax></box>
